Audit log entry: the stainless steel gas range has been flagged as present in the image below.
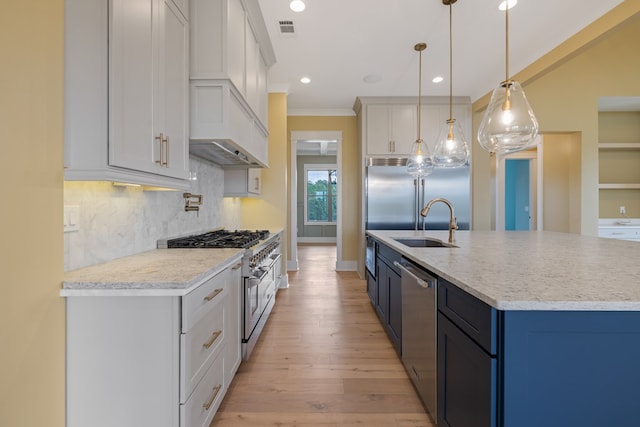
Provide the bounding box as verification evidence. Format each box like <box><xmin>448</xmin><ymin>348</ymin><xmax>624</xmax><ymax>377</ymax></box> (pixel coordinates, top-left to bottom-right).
<box><xmin>158</xmin><ymin>229</ymin><xmax>282</xmax><ymax>360</ymax></box>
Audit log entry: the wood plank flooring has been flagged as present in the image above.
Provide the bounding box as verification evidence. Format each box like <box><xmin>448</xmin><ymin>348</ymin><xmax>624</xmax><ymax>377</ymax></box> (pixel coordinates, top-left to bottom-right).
<box><xmin>211</xmin><ymin>245</ymin><xmax>434</xmax><ymax>426</ymax></box>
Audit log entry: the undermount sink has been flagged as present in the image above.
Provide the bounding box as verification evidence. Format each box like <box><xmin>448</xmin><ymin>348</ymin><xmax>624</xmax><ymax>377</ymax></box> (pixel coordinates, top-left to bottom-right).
<box><xmin>393</xmin><ymin>237</ymin><xmax>458</xmax><ymax>248</ymax></box>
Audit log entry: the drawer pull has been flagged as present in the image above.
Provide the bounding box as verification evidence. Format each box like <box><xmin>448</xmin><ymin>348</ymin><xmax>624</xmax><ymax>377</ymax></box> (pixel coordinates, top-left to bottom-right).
<box><xmin>203</xmin><ymin>288</ymin><xmax>223</xmax><ymax>302</ymax></box>
<box><xmin>203</xmin><ymin>384</ymin><xmax>222</xmax><ymax>411</ymax></box>
<box><xmin>202</xmin><ymin>330</ymin><xmax>222</xmax><ymax>349</ymax></box>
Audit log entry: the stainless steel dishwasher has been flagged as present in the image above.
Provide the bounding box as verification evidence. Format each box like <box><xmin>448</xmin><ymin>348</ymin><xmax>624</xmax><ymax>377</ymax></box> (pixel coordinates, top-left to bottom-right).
<box><xmin>394</xmin><ymin>258</ymin><xmax>438</xmax><ymax>420</ymax></box>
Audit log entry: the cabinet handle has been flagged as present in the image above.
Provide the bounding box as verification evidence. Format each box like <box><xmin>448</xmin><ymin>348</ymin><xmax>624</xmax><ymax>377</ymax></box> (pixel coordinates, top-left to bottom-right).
<box><xmin>392</xmin><ymin>141</ymin><xmax>395</xmax><ymax>152</ymax></box>
<box><xmin>155</xmin><ymin>133</ymin><xmax>165</xmax><ymax>165</ymax></box>
<box><xmin>254</xmin><ymin>177</ymin><xmax>260</xmax><ymax>191</ymax></box>
<box><xmin>203</xmin><ymin>288</ymin><xmax>223</xmax><ymax>302</ymax></box>
<box><xmin>164</xmin><ymin>134</ymin><xmax>169</xmax><ymax>167</ymax></box>
<box><xmin>202</xmin><ymin>330</ymin><xmax>222</xmax><ymax>349</ymax></box>
<box><xmin>155</xmin><ymin>133</ymin><xmax>169</xmax><ymax>167</ymax></box>
<box><xmin>202</xmin><ymin>384</ymin><xmax>222</xmax><ymax>410</ymax></box>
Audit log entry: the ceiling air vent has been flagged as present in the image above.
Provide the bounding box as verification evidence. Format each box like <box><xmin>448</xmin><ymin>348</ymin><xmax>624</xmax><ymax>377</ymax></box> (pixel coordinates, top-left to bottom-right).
<box><xmin>278</xmin><ymin>20</ymin><xmax>296</xmax><ymax>34</ymax></box>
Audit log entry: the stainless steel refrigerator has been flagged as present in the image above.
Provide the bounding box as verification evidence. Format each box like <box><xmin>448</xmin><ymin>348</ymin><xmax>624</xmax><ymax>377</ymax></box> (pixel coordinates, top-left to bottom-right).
<box><xmin>365</xmin><ymin>159</ymin><xmax>471</xmax><ymax>230</ymax></box>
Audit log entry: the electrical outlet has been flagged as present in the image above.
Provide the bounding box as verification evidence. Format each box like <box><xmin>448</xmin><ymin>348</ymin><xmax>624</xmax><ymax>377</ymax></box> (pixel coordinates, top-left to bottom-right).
<box><xmin>620</xmin><ymin>206</ymin><xmax>626</xmax><ymax>215</ymax></box>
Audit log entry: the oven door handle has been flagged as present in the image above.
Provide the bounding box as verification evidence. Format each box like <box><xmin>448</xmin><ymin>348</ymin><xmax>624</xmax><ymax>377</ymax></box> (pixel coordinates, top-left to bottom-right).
<box><xmin>250</xmin><ymin>269</ymin><xmax>269</xmax><ymax>282</ymax></box>
<box><xmin>265</xmin><ymin>253</ymin><xmax>281</xmax><ymax>269</ymax></box>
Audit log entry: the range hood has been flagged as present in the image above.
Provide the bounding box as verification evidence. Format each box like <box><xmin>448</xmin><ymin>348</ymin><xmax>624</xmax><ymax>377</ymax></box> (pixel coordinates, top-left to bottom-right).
<box><xmin>190</xmin><ymin>140</ymin><xmax>262</xmax><ymax>168</ymax></box>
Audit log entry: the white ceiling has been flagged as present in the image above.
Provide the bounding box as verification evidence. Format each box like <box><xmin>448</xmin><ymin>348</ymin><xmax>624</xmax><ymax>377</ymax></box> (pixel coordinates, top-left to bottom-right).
<box><xmin>257</xmin><ymin>0</ymin><xmax>624</xmax><ymax>115</ymax></box>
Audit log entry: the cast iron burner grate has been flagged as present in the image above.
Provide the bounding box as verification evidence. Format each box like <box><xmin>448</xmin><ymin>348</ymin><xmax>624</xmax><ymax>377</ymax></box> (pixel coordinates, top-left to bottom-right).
<box><xmin>166</xmin><ymin>230</ymin><xmax>270</xmax><ymax>249</ymax></box>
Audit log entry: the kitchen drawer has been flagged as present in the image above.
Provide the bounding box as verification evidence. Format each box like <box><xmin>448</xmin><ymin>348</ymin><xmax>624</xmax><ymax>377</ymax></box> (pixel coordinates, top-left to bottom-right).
<box><xmin>180</xmin><ymin>296</ymin><xmax>226</xmax><ymax>402</ymax></box>
<box><xmin>438</xmin><ymin>278</ymin><xmax>498</xmax><ymax>355</ymax></box>
<box><xmin>377</xmin><ymin>243</ymin><xmax>402</xmax><ymax>274</ymax></box>
<box><xmin>598</xmin><ymin>227</ymin><xmax>640</xmax><ymax>241</ymax></box>
<box><xmin>183</xmin><ymin>268</ymin><xmax>230</xmax><ymax>332</ymax></box>
<box><xmin>180</xmin><ymin>351</ymin><xmax>225</xmax><ymax>427</ymax></box>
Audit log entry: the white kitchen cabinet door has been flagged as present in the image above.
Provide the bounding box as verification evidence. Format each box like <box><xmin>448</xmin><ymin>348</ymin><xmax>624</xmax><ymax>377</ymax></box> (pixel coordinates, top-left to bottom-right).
<box><xmin>224</xmin><ymin>168</ymin><xmax>262</xmax><ymax>197</ymax></box>
<box><xmin>225</xmin><ymin>262</ymin><xmax>243</xmax><ymax>384</ymax></box>
<box><xmin>109</xmin><ymin>0</ymin><xmax>189</xmax><ymax>180</ymax></box>
<box><xmin>159</xmin><ymin>0</ymin><xmax>190</xmax><ymax>179</ymax></box>
<box><xmin>366</xmin><ymin>104</ymin><xmax>417</xmax><ymax>156</ymax></box>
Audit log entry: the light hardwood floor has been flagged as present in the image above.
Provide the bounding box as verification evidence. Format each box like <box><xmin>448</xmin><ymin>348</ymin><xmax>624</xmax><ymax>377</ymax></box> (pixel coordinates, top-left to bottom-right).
<box><xmin>211</xmin><ymin>245</ymin><xmax>434</xmax><ymax>426</ymax></box>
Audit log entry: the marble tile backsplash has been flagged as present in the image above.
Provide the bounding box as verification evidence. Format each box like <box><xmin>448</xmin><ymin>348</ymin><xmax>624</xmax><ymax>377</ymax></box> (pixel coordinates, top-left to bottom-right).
<box><xmin>64</xmin><ymin>156</ymin><xmax>242</xmax><ymax>271</ymax></box>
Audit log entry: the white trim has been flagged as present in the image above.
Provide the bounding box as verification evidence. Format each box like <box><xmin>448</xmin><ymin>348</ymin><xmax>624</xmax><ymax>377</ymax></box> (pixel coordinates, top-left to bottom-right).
<box><xmin>297</xmin><ymin>237</ymin><xmax>337</xmax><ymax>243</ymax></box>
<box><xmin>290</xmin><ymin>131</ymin><xmax>343</xmax><ymax>272</ymax></box>
<box><xmin>496</xmin><ymin>135</ymin><xmax>544</xmax><ymax>231</ymax></box>
<box><xmin>277</xmin><ymin>273</ymin><xmax>289</xmax><ymax>289</ymax></box>
<box><xmin>286</xmin><ymin>259</ymin><xmax>299</xmax><ymax>272</ymax></box>
<box><xmin>303</xmin><ymin>163</ymin><xmax>338</xmax><ymax>226</ymax></box>
<box><xmin>288</xmin><ymin>108</ymin><xmax>356</xmax><ymax>117</ymax></box>
<box><xmin>336</xmin><ymin>261</ymin><xmax>358</xmax><ymax>271</ymax></box>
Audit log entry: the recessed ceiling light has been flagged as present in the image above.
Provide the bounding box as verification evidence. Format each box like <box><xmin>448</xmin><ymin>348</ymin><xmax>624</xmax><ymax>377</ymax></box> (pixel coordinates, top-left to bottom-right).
<box><xmin>432</xmin><ymin>76</ymin><xmax>444</xmax><ymax>83</ymax></box>
<box><xmin>363</xmin><ymin>74</ymin><xmax>382</xmax><ymax>84</ymax></box>
<box><xmin>300</xmin><ymin>76</ymin><xmax>311</xmax><ymax>84</ymax></box>
<box><xmin>290</xmin><ymin>0</ymin><xmax>305</xmax><ymax>12</ymax></box>
<box><xmin>498</xmin><ymin>0</ymin><xmax>517</xmax><ymax>11</ymax></box>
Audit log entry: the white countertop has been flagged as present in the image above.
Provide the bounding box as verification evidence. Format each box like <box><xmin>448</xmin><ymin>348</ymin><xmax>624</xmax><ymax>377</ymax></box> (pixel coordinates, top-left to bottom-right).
<box><xmin>367</xmin><ymin>230</ymin><xmax>640</xmax><ymax>311</ymax></box>
<box><xmin>61</xmin><ymin>248</ymin><xmax>244</xmax><ymax>297</ymax></box>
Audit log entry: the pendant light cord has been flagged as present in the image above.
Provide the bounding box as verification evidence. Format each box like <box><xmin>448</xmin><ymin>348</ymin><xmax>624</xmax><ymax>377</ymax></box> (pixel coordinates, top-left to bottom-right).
<box><xmin>505</xmin><ymin>2</ymin><xmax>510</xmax><ymax>81</ymax></box>
<box><xmin>417</xmin><ymin>48</ymin><xmax>422</xmax><ymax>141</ymax></box>
<box><xmin>415</xmin><ymin>43</ymin><xmax>426</xmax><ymax>141</ymax></box>
<box><xmin>448</xmin><ymin>2</ymin><xmax>453</xmax><ymax>121</ymax></box>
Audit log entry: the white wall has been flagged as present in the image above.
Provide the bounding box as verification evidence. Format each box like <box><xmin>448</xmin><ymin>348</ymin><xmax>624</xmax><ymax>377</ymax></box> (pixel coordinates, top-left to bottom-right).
<box><xmin>64</xmin><ymin>156</ymin><xmax>241</xmax><ymax>271</ymax></box>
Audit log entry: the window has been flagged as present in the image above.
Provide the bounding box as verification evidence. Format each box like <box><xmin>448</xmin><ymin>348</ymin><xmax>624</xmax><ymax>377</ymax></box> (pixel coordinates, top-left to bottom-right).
<box><xmin>304</xmin><ymin>164</ymin><xmax>337</xmax><ymax>225</ymax></box>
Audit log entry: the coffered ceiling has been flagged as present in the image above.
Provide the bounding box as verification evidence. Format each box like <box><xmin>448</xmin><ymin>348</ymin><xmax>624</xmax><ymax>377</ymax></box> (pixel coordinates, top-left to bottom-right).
<box><xmin>257</xmin><ymin>0</ymin><xmax>624</xmax><ymax>114</ymax></box>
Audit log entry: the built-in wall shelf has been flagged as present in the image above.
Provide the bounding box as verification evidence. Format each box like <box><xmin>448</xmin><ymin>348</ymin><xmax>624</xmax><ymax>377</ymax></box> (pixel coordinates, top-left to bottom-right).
<box><xmin>598</xmin><ymin>142</ymin><xmax>640</xmax><ymax>149</ymax></box>
<box><xmin>598</xmin><ymin>183</ymin><xmax>640</xmax><ymax>189</ymax></box>
<box><xmin>598</xmin><ymin>110</ymin><xmax>640</xmax><ymax>218</ymax></box>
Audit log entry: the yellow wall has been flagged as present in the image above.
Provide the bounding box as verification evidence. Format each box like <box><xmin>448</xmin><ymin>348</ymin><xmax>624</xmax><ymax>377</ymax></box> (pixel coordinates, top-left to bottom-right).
<box><xmin>287</xmin><ymin>116</ymin><xmax>359</xmax><ymax>262</ymax></box>
<box><xmin>241</xmin><ymin>94</ymin><xmax>289</xmax><ymax>268</ymax></box>
<box><xmin>0</xmin><ymin>2</ymin><xmax>65</xmax><ymax>426</ymax></box>
<box><xmin>472</xmin><ymin>1</ymin><xmax>640</xmax><ymax>235</ymax></box>
<box><xmin>541</xmin><ymin>133</ymin><xmax>582</xmax><ymax>233</ymax></box>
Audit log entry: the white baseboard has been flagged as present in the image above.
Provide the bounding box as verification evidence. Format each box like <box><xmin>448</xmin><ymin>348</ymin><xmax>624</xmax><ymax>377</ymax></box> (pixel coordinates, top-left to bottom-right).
<box><xmin>297</xmin><ymin>237</ymin><xmax>337</xmax><ymax>243</ymax></box>
<box><xmin>335</xmin><ymin>260</ymin><xmax>358</xmax><ymax>271</ymax></box>
<box><xmin>287</xmin><ymin>259</ymin><xmax>298</xmax><ymax>271</ymax></box>
<box><xmin>277</xmin><ymin>273</ymin><xmax>289</xmax><ymax>289</ymax></box>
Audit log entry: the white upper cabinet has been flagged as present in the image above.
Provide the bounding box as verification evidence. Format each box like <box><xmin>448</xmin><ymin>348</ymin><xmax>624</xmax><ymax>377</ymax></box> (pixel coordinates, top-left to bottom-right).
<box><xmin>365</xmin><ymin>104</ymin><xmax>417</xmax><ymax>156</ymax></box>
<box><xmin>189</xmin><ymin>0</ymin><xmax>275</xmax><ymax>168</ymax></box>
<box><xmin>64</xmin><ymin>0</ymin><xmax>190</xmax><ymax>188</ymax></box>
<box><xmin>109</xmin><ymin>0</ymin><xmax>189</xmax><ymax>180</ymax></box>
<box><xmin>355</xmin><ymin>97</ymin><xmax>471</xmax><ymax>159</ymax></box>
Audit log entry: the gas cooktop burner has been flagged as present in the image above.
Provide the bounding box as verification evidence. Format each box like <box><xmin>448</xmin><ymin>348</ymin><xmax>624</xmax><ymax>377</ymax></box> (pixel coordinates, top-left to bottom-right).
<box><xmin>166</xmin><ymin>230</ymin><xmax>270</xmax><ymax>249</ymax></box>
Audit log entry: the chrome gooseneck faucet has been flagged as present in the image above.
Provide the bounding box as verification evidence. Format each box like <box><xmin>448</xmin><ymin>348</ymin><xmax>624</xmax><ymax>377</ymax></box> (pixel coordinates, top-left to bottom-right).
<box><xmin>420</xmin><ymin>197</ymin><xmax>458</xmax><ymax>243</ymax></box>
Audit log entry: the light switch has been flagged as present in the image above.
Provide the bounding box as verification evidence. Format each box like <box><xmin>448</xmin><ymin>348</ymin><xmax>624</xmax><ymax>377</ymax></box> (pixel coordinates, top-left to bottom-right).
<box><xmin>64</xmin><ymin>205</ymin><xmax>80</xmax><ymax>233</ymax></box>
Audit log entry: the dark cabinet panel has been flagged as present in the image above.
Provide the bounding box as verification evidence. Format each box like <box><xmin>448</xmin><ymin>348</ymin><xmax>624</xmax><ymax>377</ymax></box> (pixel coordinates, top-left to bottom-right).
<box><xmin>438</xmin><ymin>313</ymin><xmax>497</xmax><ymax>427</ymax></box>
<box><xmin>438</xmin><ymin>278</ymin><xmax>497</xmax><ymax>355</ymax></box>
<box><xmin>386</xmin><ymin>266</ymin><xmax>402</xmax><ymax>352</ymax></box>
<box><xmin>368</xmin><ymin>240</ymin><xmax>403</xmax><ymax>355</ymax></box>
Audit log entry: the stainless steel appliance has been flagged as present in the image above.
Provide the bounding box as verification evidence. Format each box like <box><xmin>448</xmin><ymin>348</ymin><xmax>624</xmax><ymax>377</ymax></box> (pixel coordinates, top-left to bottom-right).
<box><xmin>395</xmin><ymin>257</ymin><xmax>438</xmax><ymax>419</ymax></box>
<box><xmin>159</xmin><ymin>229</ymin><xmax>281</xmax><ymax>360</ymax></box>
<box><xmin>366</xmin><ymin>158</ymin><xmax>470</xmax><ymax>230</ymax></box>
<box><xmin>365</xmin><ymin>235</ymin><xmax>377</xmax><ymax>279</ymax></box>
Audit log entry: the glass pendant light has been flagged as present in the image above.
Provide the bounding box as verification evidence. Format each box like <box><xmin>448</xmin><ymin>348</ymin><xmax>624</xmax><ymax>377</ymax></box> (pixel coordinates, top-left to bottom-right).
<box><xmin>433</xmin><ymin>0</ymin><xmax>470</xmax><ymax>168</ymax></box>
<box><xmin>477</xmin><ymin>0</ymin><xmax>538</xmax><ymax>154</ymax></box>
<box><xmin>407</xmin><ymin>43</ymin><xmax>434</xmax><ymax>177</ymax></box>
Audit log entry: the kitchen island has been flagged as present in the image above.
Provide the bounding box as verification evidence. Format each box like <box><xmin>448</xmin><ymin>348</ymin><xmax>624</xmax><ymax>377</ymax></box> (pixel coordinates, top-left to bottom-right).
<box><xmin>367</xmin><ymin>230</ymin><xmax>640</xmax><ymax>427</ymax></box>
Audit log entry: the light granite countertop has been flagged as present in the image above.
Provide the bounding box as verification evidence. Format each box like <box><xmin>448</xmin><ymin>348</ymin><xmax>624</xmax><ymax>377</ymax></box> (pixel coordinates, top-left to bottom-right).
<box><xmin>61</xmin><ymin>248</ymin><xmax>244</xmax><ymax>297</ymax></box>
<box><xmin>367</xmin><ymin>230</ymin><xmax>640</xmax><ymax>311</ymax></box>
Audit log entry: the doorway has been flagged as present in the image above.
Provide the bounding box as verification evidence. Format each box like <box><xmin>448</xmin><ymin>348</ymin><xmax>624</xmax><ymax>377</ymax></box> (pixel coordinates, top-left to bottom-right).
<box><xmin>496</xmin><ymin>136</ymin><xmax>542</xmax><ymax>231</ymax></box>
<box><xmin>289</xmin><ymin>131</ymin><xmax>342</xmax><ymax>272</ymax></box>
<box><xmin>505</xmin><ymin>159</ymin><xmax>532</xmax><ymax>230</ymax></box>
